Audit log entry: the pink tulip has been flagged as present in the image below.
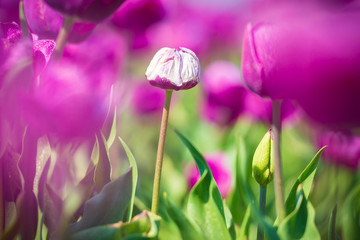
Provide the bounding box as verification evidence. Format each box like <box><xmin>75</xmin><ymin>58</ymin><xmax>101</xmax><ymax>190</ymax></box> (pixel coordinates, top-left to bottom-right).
<box><xmin>187</xmin><ymin>153</ymin><xmax>233</xmax><ymax>198</ymax></box>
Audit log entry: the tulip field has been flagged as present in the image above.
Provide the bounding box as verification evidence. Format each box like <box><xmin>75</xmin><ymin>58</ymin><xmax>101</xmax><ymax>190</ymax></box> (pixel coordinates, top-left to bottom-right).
<box><xmin>0</xmin><ymin>0</ymin><xmax>359</xmax><ymax>239</ymax></box>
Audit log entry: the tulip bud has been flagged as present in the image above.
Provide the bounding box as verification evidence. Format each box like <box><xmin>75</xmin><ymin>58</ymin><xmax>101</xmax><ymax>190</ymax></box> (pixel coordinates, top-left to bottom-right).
<box><xmin>252</xmin><ymin>129</ymin><xmax>274</xmax><ymax>186</ymax></box>
<box><xmin>145</xmin><ymin>47</ymin><xmax>200</xmax><ymax>91</ymax></box>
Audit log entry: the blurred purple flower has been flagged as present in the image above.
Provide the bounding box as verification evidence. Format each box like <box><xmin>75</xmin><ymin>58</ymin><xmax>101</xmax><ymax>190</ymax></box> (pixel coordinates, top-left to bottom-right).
<box><xmin>318</xmin><ymin>131</ymin><xmax>360</xmax><ymax>169</ymax></box>
<box><xmin>186</xmin><ymin>153</ymin><xmax>233</xmax><ymax>198</ymax></box>
<box><xmin>0</xmin><ymin>0</ymin><xmax>19</xmax><ymax>22</ymax></box>
<box><xmin>200</xmin><ymin>61</ymin><xmax>246</xmax><ymax>126</ymax></box>
<box><xmin>146</xmin><ymin>18</ymin><xmax>210</xmax><ymax>56</ymax></box>
<box><xmin>146</xmin><ymin>47</ymin><xmax>200</xmax><ymax>91</ymax></box>
<box><xmin>1</xmin><ymin>22</ymin><xmax>21</xmax><ymax>51</ymax></box>
<box><xmin>21</xmin><ymin>26</ymin><xmax>125</xmax><ymax>142</ymax></box>
<box><xmin>44</xmin><ymin>0</ymin><xmax>126</xmax><ymax>22</ymax></box>
<box><xmin>32</xmin><ymin>40</ymin><xmax>55</xmax><ymax>76</ymax></box>
<box><xmin>112</xmin><ymin>0</ymin><xmax>165</xmax><ymax>32</ymax></box>
<box><xmin>23</xmin><ymin>0</ymin><xmax>95</xmax><ymax>42</ymax></box>
<box><xmin>244</xmin><ymin>92</ymin><xmax>297</xmax><ymax>125</ymax></box>
<box><xmin>111</xmin><ymin>0</ymin><xmax>166</xmax><ymax>50</ymax></box>
<box><xmin>131</xmin><ymin>81</ymin><xmax>165</xmax><ymax>116</ymax></box>
<box><xmin>241</xmin><ymin>3</ymin><xmax>360</xmax><ymax>129</ymax></box>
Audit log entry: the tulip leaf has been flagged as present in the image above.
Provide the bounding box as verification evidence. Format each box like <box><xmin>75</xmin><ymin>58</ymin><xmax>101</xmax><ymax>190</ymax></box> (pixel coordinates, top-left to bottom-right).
<box><xmin>285</xmin><ymin>147</ymin><xmax>326</xmax><ymax>215</ymax></box>
<box><xmin>342</xmin><ymin>185</ymin><xmax>360</xmax><ymax>240</ymax></box>
<box><xmin>278</xmin><ymin>188</ymin><xmax>308</xmax><ymax>239</ymax></box>
<box><xmin>119</xmin><ymin>137</ymin><xmax>138</xmax><ymax>222</ymax></box>
<box><xmin>297</xmin><ymin>201</ymin><xmax>320</xmax><ymax>240</ymax></box>
<box><xmin>94</xmin><ymin>132</ymin><xmax>112</xmax><ymax>191</ymax></box>
<box><xmin>174</xmin><ymin>130</ymin><xmax>231</xmax><ymax>240</ymax></box>
<box><xmin>107</xmin><ymin>108</ymin><xmax>117</xmax><ymax>148</ymax></box>
<box><xmin>238</xmin><ymin>205</ymin><xmax>251</xmax><ymax>240</ymax></box>
<box><xmin>328</xmin><ymin>204</ymin><xmax>337</xmax><ymax>240</ymax></box>
<box><xmin>237</xmin><ymin>137</ymin><xmax>279</xmax><ymax>240</ymax></box>
<box><xmin>163</xmin><ymin>193</ymin><xmax>205</xmax><ymax>240</ymax></box>
<box><xmin>69</xmin><ymin>211</ymin><xmax>160</xmax><ymax>240</ymax></box>
<box><xmin>69</xmin><ymin>168</ymin><xmax>133</xmax><ymax>234</ymax></box>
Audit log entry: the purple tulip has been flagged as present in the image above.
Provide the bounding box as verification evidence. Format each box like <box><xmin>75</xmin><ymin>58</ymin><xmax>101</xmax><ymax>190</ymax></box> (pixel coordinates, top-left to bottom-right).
<box><xmin>241</xmin><ymin>4</ymin><xmax>360</xmax><ymax>129</ymax></box>
<box><xmin>1</xmin><ymin>22</ymin><xmax>21</xmax><ymax>51</ymax></box>
<box><xmin>186</xmin><ymin>153</ymin><xmax>233</xmax><ymax>198</ymax></box>
<box><xmin>44</xmin><ymin>0</ymin><xmax>126</xmax><ymax>22</ymax></box>
<box><xmin>131</xmin><ymin>81</ymin><xmax>165</xmax><ymax>116</ymax></box>
<box><xmin>317</xmin><ymin>131</ymin><xmax>360</xmax><ymax>169</ymax></box>
<box><xmin>112</xmin><ymin>0</ymin><xmax>165</xmax><ymax>32</ymax></box>
<box><xmin>23</xmin><ymin>0</ymin><xmax>95</xmax><ymax>42</ymax></box>
<box><xmin>200</xmin><ymin>61</ymin><xmax>246</xmax><ymax>126</ymax></box>
<box><xmin>145</xmin><ymin>47</ymin><xmax>200</xmax><ymax>91</ymax></box>
<box><xmin>5</xmin><ymin>26</ymin><xmax>126</xmax><ymax>142</ymax></box>
<box><xmin>0</xmin><ymin>0</ymin><xmax>19</xmax><ymax>22</ymax></box>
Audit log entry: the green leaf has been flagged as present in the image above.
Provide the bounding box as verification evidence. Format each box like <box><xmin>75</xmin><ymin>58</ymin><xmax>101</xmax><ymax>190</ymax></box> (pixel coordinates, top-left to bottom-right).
<box><xmin>107</xmin><ymin>107</ymin><xmax>117</xmax><ymax>148</ymax></box>
<box><xmin>298</xmin><ymin>201</ymin><xmax>320</xmax><ymax>240</ymax></box>
<box><xmin>237</xmin><ymin>137</ymin><xmax>279</xmax><ymax>240</ymax></box>
<box><xmin>238</xmin><ymin>205</ymin><xmax>251</xmax><ymax>240</ymax></box>
<box><xmin>94</xmin><ymin>132</ymin><xmax>112</xmax><ymax>191</ymax></box>
<box><xmin>174</xmin><ymin>130</ymin><xmax>231</xmax><ymax>240</ymax></box>
<box><xmin>285</xmin><ymin>147</ymin><xmax>326</xmax><ymax>215</ymax></box>
<box><xmin>119</xmin><ymin>137</ymin><xmax>138</xmax><ymax>222</ymax></box>
<box><xmin>328</xmin><ymin>204</ymin><xmax>337</xmax><ymax>240</ymax></box>
<box><xmin>224</xmin><ymin>203</ymin><xmax>236</xmax><ymax>240</ymax></box>
<box><xmin>69</xmin><ymin>211</ymin><xmax>161</xmax><ymax>240</ymax></box>
<box><xmin>342</xmin><ymin>184</ymin><xmax>360</xmax><ymax>240</ymax></box>
<box><xmin>69</xmin><ymin>168</ymin><xmax>133</xmax><ymax>234</ymax></box>
<box><xmin>188</xmin><ymin>170</ymin><xmax>232</xmax><ymax>240</ymax></box>
<box><xmin>164</xmin><ymin>193</ymin><xmax>204</xmax><ymax>240</ymax></box>
<box><xmin>278</xmin><ymin>188</ymin><xmax>308</xmax><ymax>239</ymax></box>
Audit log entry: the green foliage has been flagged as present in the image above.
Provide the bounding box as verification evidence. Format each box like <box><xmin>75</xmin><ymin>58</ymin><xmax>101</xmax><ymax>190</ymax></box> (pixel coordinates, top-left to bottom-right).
<box><xmin>94</xmin><ymin>133</ymin><xmax>112</xmax><ymax>191</ymax></box>
<box><xmin>69</xmin><ymin>168</ymin><xmax>133</xmax><ymax>234</ymax></box>
<box><xmin>173</xmin><ymin>130</ymin><xmax>233</xmax><ymax>240</ymax></box>
<box><xmin>285</xmin><ymin>147</ymin><xmax>326</xmax><ymax>215</ymax></box>
<box><xmin>119</xmin><ymin>137</ymin><xmax>139</xmax><ymax>222</ymax></box>
<box><xmin>69</xmin><ymin>211</ymin><xmax>160</xmax><ymax>240</ymax></box>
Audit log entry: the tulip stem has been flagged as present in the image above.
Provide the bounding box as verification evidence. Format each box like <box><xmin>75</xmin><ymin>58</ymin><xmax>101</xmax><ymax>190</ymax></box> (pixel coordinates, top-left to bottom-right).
<box><xmin>257</xmin><ymin>185</ymin><xmax>267</xmax><ymax>240</ymax></box>
<box><xmin>272</xmin><ymin>100</ymin><xmax>286</xmax><ymax>222</ymax></box>
<box><xmin>19</xmin><ymin>1</ymin><xmax>30</xmax><ymax>38</ymax></box>
<box><xmin>54</xmin><ymin>16</ymin><xmax>74</xmax><ymax>60</ymax></box>
<box><xmin>151</xmin><ymin>90</ymin><xmax>173</xmax><ymax>214</ymax></box>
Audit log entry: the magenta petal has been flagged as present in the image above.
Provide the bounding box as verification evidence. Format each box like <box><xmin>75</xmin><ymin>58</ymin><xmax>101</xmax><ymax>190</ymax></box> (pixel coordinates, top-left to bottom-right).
<box><xmin>32</xmin><ymin>40</ymin><xmax>55</xmax><ymax>76</ymax></box>
<box><xmin>23</xmin><ymin>0</ymin><xmax>95</xmax><ymax>43</ymax></box>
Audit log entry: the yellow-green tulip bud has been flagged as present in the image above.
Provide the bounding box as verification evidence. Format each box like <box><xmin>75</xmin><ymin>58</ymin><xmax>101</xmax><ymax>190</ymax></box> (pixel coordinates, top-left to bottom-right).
<box><xmin>252</xmin><ymin>129</ymin><xmax>274</xmax><ymax>186</ymax></box>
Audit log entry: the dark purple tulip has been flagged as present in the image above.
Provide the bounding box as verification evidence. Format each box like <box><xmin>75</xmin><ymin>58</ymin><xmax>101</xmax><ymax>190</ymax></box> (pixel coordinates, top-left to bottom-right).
<box><xmin>201</xmin><ymin>61</ymin><xmax>246</xmax><ymax>126</ymax></box>
<box><xmin>242</xmin><ymin>4</ymin><xmax>360</xmax><ymax>129</ymax></box>
<box><xmin>44</xmin><ymin>0</ymin><xmax>126</xmax><ymax>22</ymax></box>
<box><xmin>317</xmin><ymin>131</ymin><xmax>360</xmax><ymax>169</ymax></box>
<box><xmin>131</xmin><ymin>81</ymin><xmax>165</xmax><ymax>116</ymax></box>
<box><xmin>23</xmin><ymin>0</ymin><xmax>95</xmax><ymax>42</ymax></box>
<box><xmin>112</xmin><ymin>0</ymin><xmax>165</xmax><ymax>32</ymax></box>
<box><xmin>186</xmin><ymin>153</ymin><xmax>233</xmax><ymax>198</ymax></box>
<box><xmin>0</xmin><ymin>0</ymin><xmax>19</xmax><ymax>22</ymax></box>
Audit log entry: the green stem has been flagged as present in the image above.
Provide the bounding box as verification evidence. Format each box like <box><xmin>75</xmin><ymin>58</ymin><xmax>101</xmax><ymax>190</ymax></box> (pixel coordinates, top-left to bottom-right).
<box><xmin>328</xmin><ymin>204</ymin><xmax>337</xmax><ymax>240</ymax></box>
<box><xmin>53</xmin><ymin>16</ymin><xmax>74</xmax><ymax>60</ymax></box>
<box><xmin>272</xmin><ymin>100</ymin><xmax>286</xmax><ymax>222</ymax></box>
<box><xmin>151</xmin><ymin>90</ymin><xmax>173</xmax><ymax>214</ymax></box>
<box><xmin>19</xmin><ymin>1</ymin><xmax>30</xmax><ymax>38</ymax></box>
<box><xmin>257</xmin><ymin>185</ymin><xmax>267</xmax><ymax>240</ymax></box>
